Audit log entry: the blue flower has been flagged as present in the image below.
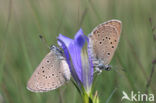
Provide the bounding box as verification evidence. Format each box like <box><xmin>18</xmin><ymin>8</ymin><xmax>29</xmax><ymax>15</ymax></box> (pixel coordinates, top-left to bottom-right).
<box><xmin>57</xmin><ymin>29</ymin><xmax>93</xmax><ymax>93</ymax></box>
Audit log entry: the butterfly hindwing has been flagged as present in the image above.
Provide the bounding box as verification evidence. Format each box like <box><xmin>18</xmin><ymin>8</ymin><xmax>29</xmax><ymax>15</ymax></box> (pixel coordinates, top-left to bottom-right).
<box><xmin>27</xmin><ymin>46</ymin><xmax>70</xmax><ymax>92</ymax></box>
<box><xmin>89</xmin><ymin>20</ymin><xmax>122</xmax><ymax>65</ymax></box>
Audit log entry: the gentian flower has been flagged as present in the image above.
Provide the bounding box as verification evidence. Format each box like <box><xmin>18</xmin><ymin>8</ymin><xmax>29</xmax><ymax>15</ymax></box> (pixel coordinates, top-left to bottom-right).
<box><xmin>57</xmin><ymin>29</ymin><xmax>97</xmax><ymax>102</ymax></box>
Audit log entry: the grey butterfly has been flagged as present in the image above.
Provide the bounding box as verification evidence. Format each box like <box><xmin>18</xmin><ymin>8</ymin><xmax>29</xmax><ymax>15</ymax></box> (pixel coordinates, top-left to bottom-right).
<box><xmin>88</xmin><ymin>20</ymin><xmax>122</xmax><ymax>72</ymax></box>
<box><xmin>27</xmin><ymin>46</ymin><xmax>70</xmax><ymax>92</ymax></box>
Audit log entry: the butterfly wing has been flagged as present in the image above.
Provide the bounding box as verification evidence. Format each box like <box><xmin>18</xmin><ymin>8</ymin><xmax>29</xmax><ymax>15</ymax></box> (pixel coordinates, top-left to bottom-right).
<box><xmin>89</xmin><ymin>20</ymin><xmax>122</xmax><ymax>65</ymax></box>
<box><xmin>27</xmin><ymin>49</ymin><xmax>70</xmax><ymax>92</ymax></box>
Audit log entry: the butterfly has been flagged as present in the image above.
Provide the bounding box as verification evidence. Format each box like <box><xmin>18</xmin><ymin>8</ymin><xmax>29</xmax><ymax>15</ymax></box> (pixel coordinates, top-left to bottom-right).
<box><xmin>27</xmin><ymin>46</ymin><xmax>71</xmax><ymax>92</ymax></box>
<box><xmin>88</xmin><ymin>20</ymin><xmax>122</xmax><ymax>72</ymax></box>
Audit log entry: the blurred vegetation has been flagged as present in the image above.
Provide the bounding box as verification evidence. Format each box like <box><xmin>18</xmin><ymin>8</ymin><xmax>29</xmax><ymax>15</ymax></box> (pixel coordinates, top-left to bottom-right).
<box><xmin>0</xmin><ymin>0</ymin><xmax>156</xmax><ymax>103</ymax></box>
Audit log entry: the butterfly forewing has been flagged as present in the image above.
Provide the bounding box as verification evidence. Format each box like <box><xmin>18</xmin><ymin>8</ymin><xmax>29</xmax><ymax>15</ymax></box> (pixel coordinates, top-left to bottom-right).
<box><xmin>27</xmin><ymin>48</ymin><xmax>70</xmax><ymax>92</ymax></box>
<box><xmin>89</xmin><ymin>20</ymin><xmax>122</xmax><ymax>65</ymax></box>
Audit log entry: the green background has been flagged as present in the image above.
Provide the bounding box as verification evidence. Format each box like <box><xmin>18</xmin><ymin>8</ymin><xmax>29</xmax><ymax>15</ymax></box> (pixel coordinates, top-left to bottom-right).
<box><xmin>0</xmin><ymin>0</ymin><xmax>156</xmax><ymax>103</ymax></box>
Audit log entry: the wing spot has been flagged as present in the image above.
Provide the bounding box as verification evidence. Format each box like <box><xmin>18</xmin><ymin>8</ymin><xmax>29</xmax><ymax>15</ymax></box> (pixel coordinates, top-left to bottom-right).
<box><xmin>103</xmin><ymin>38</ymin><xmax>105</xmax><ymax>41</ymax></box>
<box><xmin>42</xmin><ymin>70</ymin><xmax>45</xmax><ymax>73</ymax></box>
<box><xmin>106</xmin><ymin>37</ymin><xmax>108</xmax><ymax>39</ymax></box>
<box><xmin>45</xmin><ymin>76</ymin><xmax>47</xmax><ymax>79</ymax></box>
<box><xmin>112</xmin><ymin>46</ymin><xmax>114</xmax><ymax>48</ymax></box>
<box><xmin>42</xmin><ymin>66</ymin><xmax>44</xmax><ymax>69</ymax></box>
<box><xmin>99</xmin><ymin>42</ymin><xmax>102</xmax><ymax>44</ymax></box>
<box><xmin>110</xmin><ymin>42</ymin><xmax>112</xmax><ymax>44</ymax></box>
<box><xmin>52</xmin><ymin>74</ymin><xmax>54</xmax><ymax>76</ymax></box>
<box><xmin>47</xmin><ymin>60</ymin><xmax>49</xmax><ymax>63</ymax></box>
<box><xmin>107</xmin><ymin>53</ymin><xmax>110</xmax><ymax>55</ymax></box>
<box><xmin>114</xmin><ymin>40</ymin><xmax>117</xmax><ymax>42</ymax></box>
<box><xmin>109</xmin><ymin>38</ymin><xmax>111</xmax><ymax>40</ymax></box>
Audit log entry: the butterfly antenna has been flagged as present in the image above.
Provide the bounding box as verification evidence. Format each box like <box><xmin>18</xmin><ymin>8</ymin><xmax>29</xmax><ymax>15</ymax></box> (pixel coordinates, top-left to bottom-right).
<box><xmin>39</xmin><ymin>35</ymin><xmax>50</xmax><ymax>49</ymax></box>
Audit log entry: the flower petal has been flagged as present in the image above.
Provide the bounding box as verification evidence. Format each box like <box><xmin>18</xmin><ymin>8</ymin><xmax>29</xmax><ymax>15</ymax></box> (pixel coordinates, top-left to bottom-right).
<box><xmin>81</xmin><ymin>38</ymin><xmax>94</xmax><ymax>93</ymax></box>
<box><xmin>74</xmin><ymin>28</ymin><xmax>85</xmax><ymax>47</ymax></box>
<box><xmin>57</xmin><ymin>34</ymin><xmax>73</xmax><ymax>47</ymax></box>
